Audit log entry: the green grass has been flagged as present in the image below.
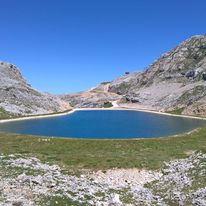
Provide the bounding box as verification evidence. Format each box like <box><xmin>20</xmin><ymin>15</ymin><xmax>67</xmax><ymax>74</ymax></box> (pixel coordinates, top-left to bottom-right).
<box><xmin>39</xmin><ymin>196</ymin><xmax>86</xmax><ymax>206</ymax></box>
<box><xmin>103</xmin><ymin>101</ymin><xmax>113</xmax><ymax>108</ymax></box>
<box><xmin>0</xmin><ymin>107</ymin><xmax>16</xmax><ymax>119</ymax></box>
<box><xmin>0</xmin><ymin>127</ymin><xmax>206</xmax><ymax>171</ymax></box>
<box><xmin>166</xmin><ymin>107</ymin><xmax>185</xmax><ymax>115</ymax></box>
<box><xmin>100</xmin><ymin>81</ymin><xmax>111</xmax><ymax>85</ymax></box>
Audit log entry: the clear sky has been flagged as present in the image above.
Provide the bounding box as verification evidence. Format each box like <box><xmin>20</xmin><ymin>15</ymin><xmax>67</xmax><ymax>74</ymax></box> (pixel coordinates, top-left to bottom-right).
<box><xmin>0</xmin><ymin>0</ymin><xmax>205</xmax><ymax>94</ymax></box>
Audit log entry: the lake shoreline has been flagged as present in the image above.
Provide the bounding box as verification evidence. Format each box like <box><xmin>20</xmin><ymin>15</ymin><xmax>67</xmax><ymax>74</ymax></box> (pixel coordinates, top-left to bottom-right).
<box><xmin>0</xmin><ymin>106</ymin><xmax>206</xmax><ymax>123</ymax></box>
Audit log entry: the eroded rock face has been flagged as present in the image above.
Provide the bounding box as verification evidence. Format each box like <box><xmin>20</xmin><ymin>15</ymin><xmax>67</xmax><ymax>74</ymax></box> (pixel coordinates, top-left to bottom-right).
<box><xmin>0</xmin><ymin>62</ymin><xmax>71</xmax><ymax>116</ymax></box>
<box><xmin>109</xmin><ymin>35</ymin><xmax>206</xmax><ymax>116</ymax></box>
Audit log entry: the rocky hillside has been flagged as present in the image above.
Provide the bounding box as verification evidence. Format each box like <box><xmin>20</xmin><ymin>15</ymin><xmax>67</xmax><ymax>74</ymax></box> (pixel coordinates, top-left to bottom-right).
<box><xmin>109</xmin><ymin>35</ymin><xmax>206</xmax><ymax>116</ymax></box>
<box><xmin>2</xmin><ymin>35</ymin><xmax>206</xmax><ymax>117</ymax></box>
<box><xmin>0</xmin><ymin>62</ymin><xmax>71</xmax><ymax>117</ymax></box>
<box><xmin>60</xmin><ymin>82</ymin><xmax>121</xmax><ymax>108</ymax></box>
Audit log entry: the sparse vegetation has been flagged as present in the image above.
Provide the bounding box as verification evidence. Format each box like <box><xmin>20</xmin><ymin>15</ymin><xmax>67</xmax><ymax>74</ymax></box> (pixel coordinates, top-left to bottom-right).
<box><xmin>103</xmin><ymin>101</ymin><xmax>113</xmax><ymax>108</ymax></box>
<box><xmin>101</xmin><ymin>81</ymin><xmax>111</xmax><ymax>85</ymax></box>
<box><xmin>115</xmin><ymin>82</ymin><xmax>130</xmax><ymax>94</ymax></box>
<box><xmin>166</xmin><ymin>107</ymin><xmax>185</xmax><ymax>115</ymax></box>
<box><xmin>176</xmin><ymin>85</ymin><xmax>206</xmax><ymax>107</ymax></box>
<box><xmin>0</xmin><ymin>107</ymin><xmax>16</xmax><ymax>119</ymax></box>
<box><xmin>39</xmin><ymin>196</ymin><xmax>86</xmax><ymax>206</ymax></box>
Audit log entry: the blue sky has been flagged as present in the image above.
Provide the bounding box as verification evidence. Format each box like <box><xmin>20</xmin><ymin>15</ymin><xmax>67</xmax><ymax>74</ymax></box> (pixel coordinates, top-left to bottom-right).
<box><xmin>0</xmin><ymin>0</ymin><xmax>205</xmax><ymax>94</ymax></box>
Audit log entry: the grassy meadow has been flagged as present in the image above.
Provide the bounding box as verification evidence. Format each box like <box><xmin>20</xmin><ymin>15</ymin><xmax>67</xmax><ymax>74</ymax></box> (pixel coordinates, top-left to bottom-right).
<box><xmin>0</xmin><ymin>127</ymin><xmax>206</xmax><ymax>171</ymax></box>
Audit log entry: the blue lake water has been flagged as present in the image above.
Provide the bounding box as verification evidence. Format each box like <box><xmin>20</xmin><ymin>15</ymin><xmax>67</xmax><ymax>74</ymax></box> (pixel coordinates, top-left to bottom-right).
<box><xmin>0</xmin><ymin>110</ymin><xmax>205</xmax><ymax>139</ymax></box>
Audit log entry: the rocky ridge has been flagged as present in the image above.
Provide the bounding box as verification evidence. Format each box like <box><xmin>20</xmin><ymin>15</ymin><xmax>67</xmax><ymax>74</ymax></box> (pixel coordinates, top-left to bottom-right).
<box><xmin>109</xmin><ymin>35</ymin><xmax>206</xmax><ymax>116</ymax></box>
<box><xmin>60</xmin><ymin>83</ymin><xmax>121</xmax><ymax>108</ymax></box>
<box><xmin>0</xmin><ymin>62</ymin><xmax>71</xmax><ymax>117</ymax></box>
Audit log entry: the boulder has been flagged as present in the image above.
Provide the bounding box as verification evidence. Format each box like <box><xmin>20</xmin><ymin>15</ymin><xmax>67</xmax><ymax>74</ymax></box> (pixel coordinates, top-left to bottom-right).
<box><xmin>185</xmin><ymin>70</ymin><xmax>195</xmax><ymax>78</ymax></box>
<box><xmin>202</xmin><ymin>72</ymin><xmax>206</xmax><ymax>80</ymax></box>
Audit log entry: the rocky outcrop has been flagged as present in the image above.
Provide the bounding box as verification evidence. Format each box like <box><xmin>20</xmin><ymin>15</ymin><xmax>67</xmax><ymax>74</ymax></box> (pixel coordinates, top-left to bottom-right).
<box><xmin>0</xmin><ymin>62</ymin><xmax>71</xmax><ymax>116</ymax></box>
<box><xmin>109</xmin><ymin>35</ymin><xmax>206</xmax><ymax>116</ymax></box>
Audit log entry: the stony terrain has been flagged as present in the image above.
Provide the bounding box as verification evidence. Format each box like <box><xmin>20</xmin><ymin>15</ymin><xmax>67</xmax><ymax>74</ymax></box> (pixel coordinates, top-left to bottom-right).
<box><xmin>60</xmin><ymin>83</ymin><xmax>121</xmax><ymax>108</ymax></box>
<box><xmin>0</xmin><ymin>62</ymin><xmax>71</xmax><ymax>117</ymax></box>
<box><xmin>0</xmin><ymin>152</ymin><xmax>205</xmax><ymax>205</ymax></box>
<box><xmin>109</xmin><ymin>35</ymin><xmax>206</xmax><ymax>116</ymax></box>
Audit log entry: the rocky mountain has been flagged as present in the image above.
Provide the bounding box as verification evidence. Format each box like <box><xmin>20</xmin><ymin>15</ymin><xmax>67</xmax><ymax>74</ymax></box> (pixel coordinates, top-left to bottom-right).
<box><xmin>108</xmin><ymin>35</ymin><xmax>206</xmax><ymax>116</ymax></box>
<box><xmin>0</xmin><ymin>62</ymin><xmax>71</xmax><ymax>117</ymax></box>
<box><xmin>1</xmin><ymin>35</ymin><xmax>206</xmax><ymax>118</ymax></box>
<box><xmin>60</xmin><ymin>83</ymin><xmax>121</xmax><ymax>108</ymax></box>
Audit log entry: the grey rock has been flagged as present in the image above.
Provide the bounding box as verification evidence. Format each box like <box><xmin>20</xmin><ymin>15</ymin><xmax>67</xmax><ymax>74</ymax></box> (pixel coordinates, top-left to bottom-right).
<box><xmin>0</xmin><ymin>61</ymin><xmax>71</xmax><ymax>116</ymax></box>
<box><xmin>60</xmin><ymin>83</ymin><xmax>121</xmax><ymax>108</ymax></box>
<box><xmin>0</xmin><ymin>152</ymin><xmax>206</xmax><ymax>205</ymax></box>
<box><xmin>185</xmin><ymin>70</ymin><xmax>195</xmax><ymax>78</ymax></box>
<box><xmin>108</xmin><ymin>35</ymin><xmax>206</xmax><ymax>116</ymax></box>
<box><xmin>203</xmin><ymin>72</ymin><xmax>206</xmax><ymax>80</ymax></box>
